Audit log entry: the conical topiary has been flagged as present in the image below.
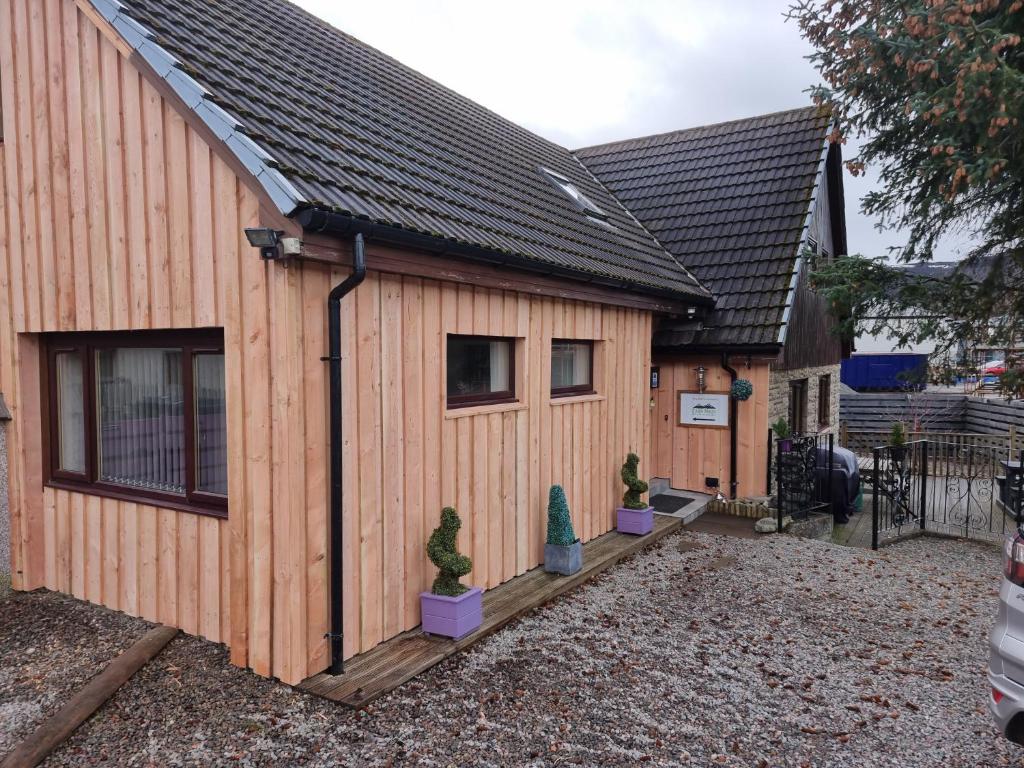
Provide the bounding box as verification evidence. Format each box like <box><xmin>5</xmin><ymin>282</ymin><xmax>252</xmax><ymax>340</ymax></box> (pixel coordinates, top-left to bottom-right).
<box><xmin>546</xmin><ymin>485</ymin><xmax>577</xmax><ymax>546</ymax></box>
<box><xmin>621</xmin><ymin>453</ymin><xmax>649</xmax><ymax>510</ymax></box>
<box><xmin>426</xmin><ymin>506</ymin><xmax>472</xmax><ymax>597</ymax></box>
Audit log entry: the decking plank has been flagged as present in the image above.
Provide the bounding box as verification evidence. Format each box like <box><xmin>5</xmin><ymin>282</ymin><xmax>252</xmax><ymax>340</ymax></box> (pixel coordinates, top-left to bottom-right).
<box><xmin>297</xmin><ymin>515</ymin><xmax>681</xmax><ymax>707</ymax></box>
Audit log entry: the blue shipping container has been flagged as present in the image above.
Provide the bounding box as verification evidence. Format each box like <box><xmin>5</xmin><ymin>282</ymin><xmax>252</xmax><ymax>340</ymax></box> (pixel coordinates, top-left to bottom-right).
<box><xmin>841</xmin><ymin>354</ymin><xmax>928</xmax><ymax>391</ymax></box>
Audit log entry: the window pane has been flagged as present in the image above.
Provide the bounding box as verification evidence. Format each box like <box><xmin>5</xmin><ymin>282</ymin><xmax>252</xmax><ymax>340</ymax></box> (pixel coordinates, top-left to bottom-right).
<box><xmin>194</xmin><ymin>353</ymin><xmax>227</xmax><ymax>496</ymax></box>
<box><xmin>551</xmin><ymin>341</ymin><xmax>592</xmax><ymax>390</ymax></box>
<box><xmin>447</xmin><ymin>337</ymin><xmax>511</xmax><ymax>397</ymax></box>
<box><xmin>55</xmin><ymin>352</ymin><xmax>85</xmax><ymax>473</ymax></box>
<box><xmin>97</xmin><ymin>348</ymin><xmax>185</xmax><ymax>494</ymax></box>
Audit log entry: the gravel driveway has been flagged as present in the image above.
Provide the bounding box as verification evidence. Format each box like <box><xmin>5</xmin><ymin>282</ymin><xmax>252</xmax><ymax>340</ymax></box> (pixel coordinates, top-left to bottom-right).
<box><xmin>0</xmin><ymin>591</ymin><xmax>154</xmax><ymax>755</ymax></box>
<box><xmin>1</xmin><ymin>530</ymin><xmax>1019</xmax><ymax>767</ymax></box>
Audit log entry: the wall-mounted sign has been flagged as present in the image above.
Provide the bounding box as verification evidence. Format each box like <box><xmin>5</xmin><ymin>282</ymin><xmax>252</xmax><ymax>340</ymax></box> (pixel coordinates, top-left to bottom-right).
<box><xmin>678</xmin><ymin>392</ymin><xmax>729</xmax><ymax>428</ymax></box>
<box><xmin>650</xmin><ymin>366</ymin><xmax>660</xmax><ymax>389</ymax></box>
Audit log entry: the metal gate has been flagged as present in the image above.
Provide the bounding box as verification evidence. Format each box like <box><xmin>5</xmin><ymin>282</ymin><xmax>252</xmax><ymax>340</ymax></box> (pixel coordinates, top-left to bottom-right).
<box><xmin>872</xmin><ymin>439</ymin><xmax>1024</xmax><ymax>548</ymax></box>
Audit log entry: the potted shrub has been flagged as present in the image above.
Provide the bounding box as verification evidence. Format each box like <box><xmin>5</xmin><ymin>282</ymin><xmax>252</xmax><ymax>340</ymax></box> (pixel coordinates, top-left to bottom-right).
<box><xmin>544</xmin><ymin>485</ymin><xmax>582</xmax><ymax>575</ymax></box>
<box><xmin>889</xmin><ymin>421</ymin><xmax>907</xmax><ymax>462</ymax></box>
<box><xmin>772</xmin><ymin>417</ymin><xmax>792</xmax><ymax>452</ymax></box>
<box><xmin>617</xmin><ymin>453</ymin><xmax>654</xmax><ymax>535</ymax></box>
<box><xmin>420</xmin><ymin>506</ymin><xmax>482</xmax><ymax>639</ymax></box>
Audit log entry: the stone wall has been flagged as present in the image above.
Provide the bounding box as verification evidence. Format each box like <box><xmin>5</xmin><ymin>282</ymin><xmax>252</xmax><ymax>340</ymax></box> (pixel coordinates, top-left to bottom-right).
<box><xmin>768</xmin><ymin>363</ymin><xmax>841</xmax><ymax>435</ymax></box>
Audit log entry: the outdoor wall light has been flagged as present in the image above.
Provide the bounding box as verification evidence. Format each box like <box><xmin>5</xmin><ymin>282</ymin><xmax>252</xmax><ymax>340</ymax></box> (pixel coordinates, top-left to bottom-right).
<box><xmin>244</xmin><ymin>227</ymin><xmax>285</xmax><ymax>260</ymax></box>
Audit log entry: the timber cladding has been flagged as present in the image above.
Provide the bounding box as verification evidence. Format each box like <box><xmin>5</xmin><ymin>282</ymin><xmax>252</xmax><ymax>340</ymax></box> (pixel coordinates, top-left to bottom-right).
<box><xmin>338</xmin><ymin>273</ymin><xmax>653</xmax><ymax>663</ymax></box>
<box><xmin>0</xmin><ymin>0</ymin><xmax>654</xmax><ymax>685</ymax></box>
<box><xmin>649</xmin><ymin>357</ymin><xmax>771</xmax><ymax>498</ymax></box>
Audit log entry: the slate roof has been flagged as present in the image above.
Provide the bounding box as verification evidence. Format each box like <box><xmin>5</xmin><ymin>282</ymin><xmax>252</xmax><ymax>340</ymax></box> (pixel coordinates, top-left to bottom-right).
<box><xmin>102</xmin><ymin>0</ymin><xmax>710</xmax><ymax>302</ymax></box>
<box><xmin>576</xmin><ymin>107</ymin><xmax>832</xmax><ymax>347</ymax></box>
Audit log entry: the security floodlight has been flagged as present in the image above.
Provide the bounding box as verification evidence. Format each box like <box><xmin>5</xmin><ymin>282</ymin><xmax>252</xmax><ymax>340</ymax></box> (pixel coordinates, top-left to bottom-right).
<box><xmin>244</xmin><ymin>227</ymin><xmax>284</xmax><ymax>260</ymax></box>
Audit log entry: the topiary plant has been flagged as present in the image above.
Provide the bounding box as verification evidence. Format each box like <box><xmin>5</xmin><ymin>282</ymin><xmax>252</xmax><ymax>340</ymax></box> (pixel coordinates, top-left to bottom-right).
<box><xmin>546</xmin><ymin>485</ymin><xmax>577</xmax><ymax>546</ymax></box>
<box><xmin>889</xmin><ymin>421</ymin><xmax>906</xmax><ymax>448</ymax></box>
<box><xmin>621</xmin><ymin>453</ymin><xmax>649</xmax><ymax>510</ymax></box>
<box><xmin>426</xmin><ymin>506</ymin><xmax>472</xmax><ymax>597</ymax></box>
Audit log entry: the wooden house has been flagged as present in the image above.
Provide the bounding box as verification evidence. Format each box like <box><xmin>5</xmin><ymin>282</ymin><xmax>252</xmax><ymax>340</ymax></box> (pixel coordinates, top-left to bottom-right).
<box><xmin>0</xmin><ymin>0</ymin><xmax>846</xmax><ymax>686</ymax></box>
<box><xmin>579</xmin><ymin>109</ymin><xmax>849</xmax><ymax>497</ymax></box>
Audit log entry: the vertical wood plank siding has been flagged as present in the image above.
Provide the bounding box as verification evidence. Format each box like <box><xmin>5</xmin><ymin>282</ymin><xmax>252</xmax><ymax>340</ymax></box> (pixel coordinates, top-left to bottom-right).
<box><xmin>0</xmin><ymin>2</ymin><xmax>256</xmax><ymax>668</ymax></box>
<box><xmin>1</xmin><ymin>1</ymin><xmax>655</xmax><ymax>685</ymax></box>
<box><xmin>650</xmin><ymin>358</ymin><xmax>771</xmax><ymax>498</ymax></box>
<box><xmin>338</xmin><ymin>274</ymin><xmax>651</xmax><ymax>659</ymax></box>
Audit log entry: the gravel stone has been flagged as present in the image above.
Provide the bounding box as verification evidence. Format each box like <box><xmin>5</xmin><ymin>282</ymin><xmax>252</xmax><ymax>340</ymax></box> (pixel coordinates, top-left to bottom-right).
<box><xmin>3</xmin><ymin>532</ymin><xmax>1021</xmax><ymax>766</ymax></box>
<box><xmin>0</xmin><ymin>591</ymin><xmax>153</xmax><ymax>754</ymax></box>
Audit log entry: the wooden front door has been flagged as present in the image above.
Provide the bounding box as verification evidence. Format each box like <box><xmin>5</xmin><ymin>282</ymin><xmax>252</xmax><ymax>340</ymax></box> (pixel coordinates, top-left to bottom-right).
<box><xmin>650</xmin><ymin>357</ymin><xmax>771</xmax><ymax>497</ymax></box>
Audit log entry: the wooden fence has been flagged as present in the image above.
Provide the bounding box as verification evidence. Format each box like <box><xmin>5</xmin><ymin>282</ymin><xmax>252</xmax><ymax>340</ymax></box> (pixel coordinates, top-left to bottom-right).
<box><xmin>840</xmin><ymin>426</ymin><xmax>1021</xmax><ymax>458</ymax></box>
<box><xmin>840</xmin><ymin>392</ymin><xmax>1024</xmax><ymax>437</ymax></box>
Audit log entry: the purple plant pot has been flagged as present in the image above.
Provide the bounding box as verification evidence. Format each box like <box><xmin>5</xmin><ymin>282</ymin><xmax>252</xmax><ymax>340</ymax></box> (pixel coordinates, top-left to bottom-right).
<box><xmin>617</xmin><ymin>506</ymin><xmax>654</xmax><ymax>536</ymax></box>
<box><xmin>779</xmin><ymin>438</ymin><xmax>793</xmax><ymax>453</ymax></box>
<box><xmin>420</xmin><ymin>587</ymin><xmax>483</xmax><ymax>639</ymax></box>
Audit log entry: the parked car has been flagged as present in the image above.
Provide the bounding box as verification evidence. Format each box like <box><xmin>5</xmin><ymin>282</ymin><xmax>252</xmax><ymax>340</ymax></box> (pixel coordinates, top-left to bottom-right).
<box><xmin>989</xmin><ymin>531</ymin><xmax>1024</xmax><ymax>743</ymax></box>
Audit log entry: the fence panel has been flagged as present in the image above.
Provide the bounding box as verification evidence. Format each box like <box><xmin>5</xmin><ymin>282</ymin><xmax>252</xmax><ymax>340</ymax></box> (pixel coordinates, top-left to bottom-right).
<box><xmin>871</xmin><ymin>439</ymin><xmax>1024</xmax><ymax>549</ymax></box>
<box><xmin>776</xmin><ymin>433</ymin><xmax>833</xmax><ymax>532</ymax></box>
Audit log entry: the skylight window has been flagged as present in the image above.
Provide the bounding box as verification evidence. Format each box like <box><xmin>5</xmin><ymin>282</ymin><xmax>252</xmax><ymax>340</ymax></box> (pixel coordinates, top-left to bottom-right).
<box><xmin>539</xmin><ymin>167</ymin><xmax>608</xmax><ymax>222</ymax></box>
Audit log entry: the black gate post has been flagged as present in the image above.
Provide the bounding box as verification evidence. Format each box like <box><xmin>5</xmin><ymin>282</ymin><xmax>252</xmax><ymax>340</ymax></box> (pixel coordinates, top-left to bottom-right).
<box><xmin>920</xmin><ymin>440</ymin><xmax>928</xmax><ymax>532</ymax></box>
<box><xmin>766</xmin><ymin>429</ymin><xmax>772</xmax><ymax>496</ymax></box>
<box><xmin>1016</xmin><ymin>449</ymin><xmax>1024</xmax><ymax>524</ymax></box>
<box><xmin>777</xmin><ymin>439</ymin><xmax>784</xmax><ymax>534</ymax></box>
<box><xmin>872</xmin><ymin>446</ymin><xmax>880</xmax><ymax>550</ymax></box>
<box><xmin>828</xmin><ymin>432</ymin><xmax>834</xmax><ymax>518</ymax></box>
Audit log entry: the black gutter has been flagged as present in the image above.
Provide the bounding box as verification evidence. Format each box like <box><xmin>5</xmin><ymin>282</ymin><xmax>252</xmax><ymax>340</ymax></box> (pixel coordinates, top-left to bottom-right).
<box><xmin>324</xmin><ymin>233</ymin><xmax>367</xmax><ymax>675</ymax></box>
<box><xmin>721</xmin><ymin>353</ymin><xmax>739</xmax><ymax>499</ymax></box>
<box><xmin>296</xmin><ymin>208</ymin><xmax>715</xmax><ymax>309</ymax></box>
<box><xmin>654</xmin><ymin>343</ymin><xmax>782</xmax><ymax>359</ymax></box>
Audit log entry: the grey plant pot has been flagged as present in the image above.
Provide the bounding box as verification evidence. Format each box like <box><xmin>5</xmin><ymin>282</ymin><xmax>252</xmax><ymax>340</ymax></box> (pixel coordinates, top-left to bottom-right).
<box><xmin>544</xmin><ymin>540</ymin><xmax>583</xmax><ymax>576</ymax></box>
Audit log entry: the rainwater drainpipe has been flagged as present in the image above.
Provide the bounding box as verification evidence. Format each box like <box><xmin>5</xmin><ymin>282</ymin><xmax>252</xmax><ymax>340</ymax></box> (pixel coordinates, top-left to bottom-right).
<box><xmin>721</xmin><ymin>353</ymin><xmax>739</xmax><ymax>499</ymax></box>
<box><xmin>325</xmin><ymin>233</ymin><xmax>366</xmax><ymax>675</ymax></box>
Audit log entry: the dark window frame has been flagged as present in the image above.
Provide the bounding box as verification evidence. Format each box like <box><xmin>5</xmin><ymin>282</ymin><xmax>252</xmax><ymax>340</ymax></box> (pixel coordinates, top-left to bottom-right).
<box><xmin>550</xmin><ymin>339</ymin><xmax>595</xmax><ymax>398</ymax></box>
<box><xmin>818</xmin><ymin>374</ymin><xmax>832</xmax><ymax>429</ymax></box>
<box><xmin>789</xmin><ymin>378</ymin><xmax>808</xmax><ymax>435</ymax></box>
<box><xmin>445</xmin><ymin>334</ymin><xmax>517</xmax><ymax>409</ymax></box>
<box><xmin>41</xmin><ymin>329</ymin><xmax>228</xmax><ymax>519</ymax></box>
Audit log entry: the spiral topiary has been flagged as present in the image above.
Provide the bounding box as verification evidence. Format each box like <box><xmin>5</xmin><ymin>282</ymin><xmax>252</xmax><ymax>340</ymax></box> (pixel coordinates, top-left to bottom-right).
<box><xmin>546</xmin><ymin>485</ymin><xmax>577</xmax><ymax>546</ymax></box>
<box><xmin>730</xmin><ymin>378</ymin><xmax>753</xmax><ymax>401</ymax></box>
<box><xmin>426</xmin><ymin>506</ymin><xmax>472</xmax><ymax>597</ymax></box>
<box><xmin>621</xmin><ymin>453</ymin><xmax>649</xmax><ymax>510</ymax></box>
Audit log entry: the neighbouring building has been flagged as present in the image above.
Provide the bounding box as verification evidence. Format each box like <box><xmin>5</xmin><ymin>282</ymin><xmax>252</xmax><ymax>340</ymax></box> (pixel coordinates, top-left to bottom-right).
<box><xmin>0</xmin><ymin>0</ymin><xmax>847</xmax><ymax>686</ymax></box>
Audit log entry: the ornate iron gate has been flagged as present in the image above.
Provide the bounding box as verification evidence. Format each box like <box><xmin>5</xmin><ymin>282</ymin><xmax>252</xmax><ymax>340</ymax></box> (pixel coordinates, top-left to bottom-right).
<box><xmin>872</xmin><ymin>440</ymin><xmax>1024</xmax><ymax>548</ymax></box>
<box><xmin>775</xmin><ymin>434</ymin><xmax>833</xmax><ymax>532</ymax></box>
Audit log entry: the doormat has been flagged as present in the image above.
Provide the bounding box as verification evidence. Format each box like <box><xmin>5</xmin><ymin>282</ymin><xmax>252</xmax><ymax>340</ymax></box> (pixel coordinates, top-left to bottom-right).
<box><xmin>649</xmin><ymin>494</ymin><xmax>696</xmax><ymax>515</ymax></box>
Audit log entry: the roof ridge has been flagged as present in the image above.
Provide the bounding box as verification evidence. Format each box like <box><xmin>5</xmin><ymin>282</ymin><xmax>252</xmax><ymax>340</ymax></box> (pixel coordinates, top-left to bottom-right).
<box><xmin>574</xmin><ymin>105</ymin><xmax>829</xmax><ymax>157</ymax></box>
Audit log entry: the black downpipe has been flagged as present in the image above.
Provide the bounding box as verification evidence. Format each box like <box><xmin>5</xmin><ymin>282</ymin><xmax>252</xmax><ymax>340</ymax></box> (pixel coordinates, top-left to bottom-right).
<box><xmin>326</xmin><ymin>233</ymin><xmax>367</xmax><ymax>675</ymax></box>
<box><xmin>721</xmin><ymin>353</ymin><xmax>739</xmax><ymax>499</ymax></box>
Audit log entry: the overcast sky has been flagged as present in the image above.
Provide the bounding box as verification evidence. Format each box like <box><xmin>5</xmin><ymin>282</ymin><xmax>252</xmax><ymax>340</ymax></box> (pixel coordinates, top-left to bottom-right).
<box><xmin>292</xmin><ymin>0</ymin><xmax>970</xmax><ymax>262</ymax></box>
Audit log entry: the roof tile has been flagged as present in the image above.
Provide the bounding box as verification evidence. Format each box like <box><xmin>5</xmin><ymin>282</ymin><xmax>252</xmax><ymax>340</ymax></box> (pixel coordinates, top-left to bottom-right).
<box><xmin>577</xmin><ymin>107</ymin><xmax>829</xmax><ymax>346</ymax></box>
<box><xmin>116</xmin><ymin>0</ymin><xmax>708</xmax><ymax>301</ymax></box>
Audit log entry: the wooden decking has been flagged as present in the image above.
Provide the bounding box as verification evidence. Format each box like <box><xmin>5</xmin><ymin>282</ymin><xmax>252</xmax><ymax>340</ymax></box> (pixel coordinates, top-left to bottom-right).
<box><xmin>297</xmin><ymin>515</ymin><xmax>683</xmax><ymax>707</ymax></box>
